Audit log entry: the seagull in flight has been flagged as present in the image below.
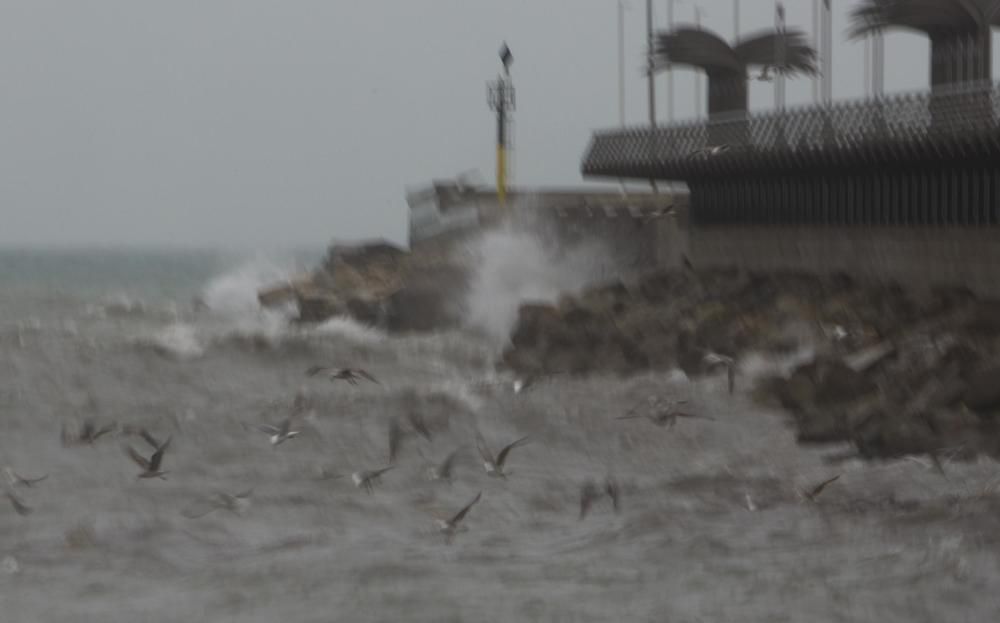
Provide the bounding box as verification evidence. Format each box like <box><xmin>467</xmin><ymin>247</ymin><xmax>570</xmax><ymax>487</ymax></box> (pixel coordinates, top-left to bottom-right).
<box><xmin>622</xmin><ymin>397</ymin><xmax>688</xmax><ymax>418</ymax></box>
<box><xmin>703</xmin><ymin>352</ymin><xmax>737</xmax><ymax>395</ymax></box>
<box><xmin>352</xmin><ymin>466</ymin><xmax>395</xmax><ymax>494</ymax></box>
<box><xmin>425</xmin><ymin>449</ymin><xmax>461</xmax><ymax>483</ymax></box>
<box><xmin>306</xmin><ymin>366</ymin><xmax>379</xmax><ymax>386</ymax></box>
<box><xmin>579</xmin><ymin>476</ymin><xmax>621</xmax><ymax>519</ymax></box>
<box><xmin>799</xmin><ymin>474</ymin><xmax>841</xmax><ymax>503</ymax></box>
<box><xmin>477</xmin><ymin>434</ymin><xmax>529</xmax><ymax>479</ymax></box>
<box><xmin>61</xmin><ymin>418</ymin><xmax>116</xmax><ymax>446</ymax></box>
<box><xmin>254</xmin><ymin>416</ymin><xmax>300</xmax><ymax>447</ymax></box>
<box><xmin>124</xmin><ymin>435</ymin><xmax>171</xmax><ymax>479</ymax></box>
<box><xmin>3</xmin><ymin>468</ymin><xmax>48</xmax><ymax>488</ymax></box>
<box><xmin>4</xmin><ymin>490</ymin><xmax>32</xmax><ymax>516</ymax></box>
<box><xmin>388</xmin><ymin>418</ymin><xmax>405</xmax><ymax>464</ymax></box>
<box><xmin>617</xmin><ymin>408</ymin><xmax>713</xmax><ymax>430</ymax></box>
<box><xmin>388</xmin><ymin>413</ymin><xmax>433</xmax><ymax>465</ymax></box>
<box><xmin>435</xmin><ymin>491</ymin><xmax>482</xmax><ymax>544</ymax></box>
<box><xmin>407</xmin><ymin>410</ymin><xmax>432</xmax><ymax>441</ymax></box>
<box><xmin>181</xmin><ymin>488</ymin><xmax>254</xmax><ymax>519</ymax></box>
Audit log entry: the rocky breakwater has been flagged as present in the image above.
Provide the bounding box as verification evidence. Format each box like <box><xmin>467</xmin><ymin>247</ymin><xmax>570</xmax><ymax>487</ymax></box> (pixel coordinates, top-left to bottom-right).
<box><xmin>502</xmin><ymin>268</ymin><xmax>1000</xmax><ymax>465</ymax></box>
<box><xmin>258</xmin><ymin>239</ymin><xmax>470</xmax><ymax>332</ymax></box>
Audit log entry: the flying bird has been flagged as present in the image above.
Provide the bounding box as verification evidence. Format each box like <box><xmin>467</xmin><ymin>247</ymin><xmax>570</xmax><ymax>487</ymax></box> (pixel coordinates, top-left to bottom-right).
<box><xmin>3</xmin><ymin>468</ymin><xmax>48</xmax><ymax>488</ymax></box>
<box><xmin>124</xmin><ymin>436</ymin><xmax>171</xmax><ymax>479</ymax></box>
<box><xmin>252</xmin><ymin>417</ymin><xmax>300</xmax><ymax>447</ymax></box>
<box><xmin>406</xmin><ymin>411</ymin><xmax>432</xmax><ymax>441</ymax></box>
<box><xmin>61</xmin><ymin>419</ymin><xmax>116</xmax><ymax>446</ymax></box>
<box><xmin>137</xmin><ymin>428</ymin><xmax>167</xmax><ymax>450</ymax></box>
<box><xmin>617</xmin><ymin>409</ymin><xmax>713</xmax><ymax>430</ymax></box>
<box><xmin>622</xmin><ymin>397</ymin><xmax>688</xmax><ymax>418</ymax></box>
<box><xmin>799</xmin><ymin>474</ymin><xmax>841</xmax><ymax>503</ymax></box>
<box><xmin>477</xmin><ymin>434</ymin><xmax>529</xmax><ymax>479</ymax></box>
<box><xmin>181</xmin><ymin>488</ymin><xmax>254</xmax><ymax>519</ymax></box>
<box><xmin>605</xmin><ymin>476</ymin><xmax>621</xmax><ymax>513</ymax></box>
<box><xmin>513</xmin><ymin>376</ymin><xmax>536</xmax><ymax>395</ymax></box>
<box><xmin>579</xmin><ymin>480</ymin><xmax>602</xmax><ymax>520</ymax></box>
<box><xmin>435</xmin><ymin>491</ymin><xmax>482</xmax><ymax>544</ymax></box>
<box><xmin>306</xmin><ymin>366</ymin><xmax>379</xmax><ymax>386</ymax></box>
<box><xmin>389</xmin><ymin>413</ymin><xmax>433</xmax><ymax>464</ymax></box>
<box><xmin>425</xmin><ymin>449</ymin><xmax>461</xmax><ymax>483</ymax></box>
<box><xmin>703</xmin><ymin>352</ymin><xmax>737</xmax><ymax>394</ymax></box>
<box><xmin>388</xmin><ymin>418</ymin><xmax>404</xmax><ymax>464</ymax></box>
<box><xmin>4</xmin><ymin>490</ymin><xmax>32</xmax><ymax>516</ymax></box>
<box><xmin>352</xmin><ymin>466</ymin><xmax>395</xmax><ymax>494</ymax></box>
<box><xmin>579</xmin><ymin>476</ymin><xmax>622</xmax><ymax>519</ymax></box>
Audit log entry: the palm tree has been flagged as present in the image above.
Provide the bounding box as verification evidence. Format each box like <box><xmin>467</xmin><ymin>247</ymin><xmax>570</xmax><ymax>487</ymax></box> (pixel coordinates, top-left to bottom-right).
<box><xmin>652</xmin><ymin>26</ymin><xmax>817</xmax><ymax>122</ymax></box>
<box><xmin>850</xmin><ymin>0</ymin><xmax>999</xmax><ymax>89</ymax></box>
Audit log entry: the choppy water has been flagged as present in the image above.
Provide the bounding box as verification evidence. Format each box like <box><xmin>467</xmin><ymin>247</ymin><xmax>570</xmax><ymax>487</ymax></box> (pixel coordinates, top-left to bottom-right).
<box><xmin>1</xmin><ymin>246</ymin><xmax>999</xmax><ymax>622</ymax></box>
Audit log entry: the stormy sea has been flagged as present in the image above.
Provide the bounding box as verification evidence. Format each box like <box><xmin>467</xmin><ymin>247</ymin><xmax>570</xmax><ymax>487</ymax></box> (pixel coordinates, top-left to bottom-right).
<box><xmin>2</xmin><ymin>237</ymin><xmax>999</xmax><ymax>622</ymax></box>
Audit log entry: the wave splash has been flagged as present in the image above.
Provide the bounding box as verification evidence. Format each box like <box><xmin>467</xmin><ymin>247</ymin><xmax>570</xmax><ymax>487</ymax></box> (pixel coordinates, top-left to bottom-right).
<box><xmin>462</xmin><ymin>228</ymin><xmax>614</xmax><ymax>343</ymax></box>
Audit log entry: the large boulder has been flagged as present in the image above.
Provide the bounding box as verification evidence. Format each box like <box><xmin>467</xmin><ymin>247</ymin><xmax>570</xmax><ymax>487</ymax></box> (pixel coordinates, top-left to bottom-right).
<box><xmin>510</xmin><ymin>303</ymin><xmax>566</xmax><ymax>349</ymax></box>
<box><xmin>258</xmin><ymin>275</ymin><xmax>315</xmax><ymax>308</ymax></box>
<box><xmin>961</xmin><ymin>361</ymin><xmax>1000</xmax><ymax>414</ymax></box>
<box><xmin>384</xmin><ymin>267</ymin><xmax>468</xmax><ymax>333</ymax></box>
<box><xmin>295</xmin><ymin>290</ymin><xmax>344</xmax><ymax>324</ymax></box>
<box><xmin>325</xmin><ymin>239</ymin><xmax>407</xmax><ymax>271</ymax></box>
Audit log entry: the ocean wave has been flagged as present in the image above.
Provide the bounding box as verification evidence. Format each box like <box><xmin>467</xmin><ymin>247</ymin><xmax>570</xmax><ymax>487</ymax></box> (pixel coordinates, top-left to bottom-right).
<box><xmin>311</xmin><ymin>316</ymin><xmax>386</xmax><ymax>344</ymax></box>
<box><xmin>92</xmin><ymin>293</ymin><xmax>148</xmax><ymax>318</ymax></box>
<box><xmin>199</xmin><ymin>256</ymin><xmax>300</xmax><ymax>315</ymax></box>
<box><xmin>463</xmin><ymin>228</ymin><xmax>613</xmax><ymax>344</ymax></box>
<box><xmin>143</xmin><ymin>323</ymin><xmax>205</xmax><ymax>360</ymax></box>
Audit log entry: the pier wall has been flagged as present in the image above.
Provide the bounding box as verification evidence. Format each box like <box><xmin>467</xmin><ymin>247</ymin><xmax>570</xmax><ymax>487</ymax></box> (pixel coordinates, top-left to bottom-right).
<box><xmin>686</xmin><ymin>225</ymin><xmax>1000</xmax><ymax>296</ymax></box>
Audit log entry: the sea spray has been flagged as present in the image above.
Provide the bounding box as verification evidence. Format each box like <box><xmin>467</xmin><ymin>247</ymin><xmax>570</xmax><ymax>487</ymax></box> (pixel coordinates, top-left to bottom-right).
<box><xmin>462</xmin><ymin>227</ymin><xmax>616</xmax><ymax>343</ymax></box>
<box><xmin>199</xmin><ymin>255</ymin><xmax>302</xmax><ymax>315</ymax></box>
<box><xmin>147</xmin><ymin>322</ymin><xmax>205</xmax><ymax>359</ymax></box>
<box><xmin>313</xmin><ymin>316</ymin><xmax>386</xmax><ymax>344</ymax></box>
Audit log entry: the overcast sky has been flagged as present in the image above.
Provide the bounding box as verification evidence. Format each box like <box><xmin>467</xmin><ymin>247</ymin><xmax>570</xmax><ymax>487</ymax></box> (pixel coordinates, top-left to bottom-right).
<box><xmin>0</xmin><ymin>1</ymin><xmax>995</xmax><ymax>248</ymax></box>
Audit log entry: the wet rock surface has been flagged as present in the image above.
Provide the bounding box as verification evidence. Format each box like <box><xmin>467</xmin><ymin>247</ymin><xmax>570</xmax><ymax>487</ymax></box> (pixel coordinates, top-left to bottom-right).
<box><xmin>502</xmin><ymin>268</ymin><xmax>1000</xmax><ymax>463</ymax></box>
<box><xmin>258</xmin><ymin>239</ymin><xmax>470</xmax><ymax>331</ymax></box>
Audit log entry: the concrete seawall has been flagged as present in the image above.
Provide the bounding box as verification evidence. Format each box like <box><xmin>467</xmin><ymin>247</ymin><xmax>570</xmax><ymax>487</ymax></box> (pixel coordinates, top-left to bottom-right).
<box><xmin>409</xmin><ymin>179</ymin><xmax>1000</xmax><ymax>298</ymax></box>
<box><xmin>530</xmin><ymin>196</ymin><xmax>1000</xmax><ymax>298</ymax></box>
<box><xmin>687</xmin><ymin>226</ymin><xmax>1000</xmax><ymax>296</ymax></box>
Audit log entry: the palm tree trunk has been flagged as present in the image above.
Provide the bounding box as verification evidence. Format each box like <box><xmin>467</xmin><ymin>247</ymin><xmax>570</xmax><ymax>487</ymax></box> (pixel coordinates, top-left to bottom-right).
<box><xmin>707</xmin><ymin>72</ymin><xmax>749</xmax><ymax>145</ymax></box>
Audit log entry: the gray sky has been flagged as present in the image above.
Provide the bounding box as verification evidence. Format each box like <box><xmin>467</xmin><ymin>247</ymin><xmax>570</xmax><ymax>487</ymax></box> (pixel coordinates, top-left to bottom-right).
<box><xmin>0</xmin><ymin>1</ymin><xmax>993</xmax><ymax>248</ymax></box>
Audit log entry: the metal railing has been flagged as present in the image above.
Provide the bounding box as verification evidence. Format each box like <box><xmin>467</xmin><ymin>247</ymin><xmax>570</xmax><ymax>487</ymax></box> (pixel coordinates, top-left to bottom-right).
<box><xmin>583</xmin><ymin>82</ymin><xmax>1000</xmax><ymax>175</ymax></box>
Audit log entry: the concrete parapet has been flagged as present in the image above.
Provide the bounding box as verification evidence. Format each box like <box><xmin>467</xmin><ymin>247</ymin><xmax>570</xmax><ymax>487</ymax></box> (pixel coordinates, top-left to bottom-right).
<box><xmin>689</xmin><ymin>226</ymin><xmax>1000</xmax><ymax>296</ymax></box>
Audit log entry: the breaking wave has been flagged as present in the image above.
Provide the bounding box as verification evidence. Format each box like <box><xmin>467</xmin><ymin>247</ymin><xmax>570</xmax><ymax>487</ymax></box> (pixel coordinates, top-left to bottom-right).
<box><xmin>462</xmin><ymin>228</ymin><xmax>614</xmax><ymax>343</ymax></box>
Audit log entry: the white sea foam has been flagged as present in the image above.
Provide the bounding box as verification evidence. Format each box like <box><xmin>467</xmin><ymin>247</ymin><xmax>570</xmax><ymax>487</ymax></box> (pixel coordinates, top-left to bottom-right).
<box><xmin>312</xmin><ymin>316</ymin><xmax>386</xmax><ymax>344</ymax></box>
<box><xmin>147</xmin><ymin>323</ymin><xmax>205</xmax><ymax>359</ymax></box>
<box><xmin>463</xmin><ymin>228</ymin><xmax>613</xmax><ymax>343</ymax></box>
<box><xmin>200</xmin><ymin>256</ymin><xmax>299</xmax><ymax>316</ymax></box>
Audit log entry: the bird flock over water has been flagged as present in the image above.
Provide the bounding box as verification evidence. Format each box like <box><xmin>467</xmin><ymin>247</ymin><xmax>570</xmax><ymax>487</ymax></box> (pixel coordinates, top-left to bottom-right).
<box><xmin>4</xmin><ymin>361</ymin><xmax>846</xmax><ymax>545</ymax></box>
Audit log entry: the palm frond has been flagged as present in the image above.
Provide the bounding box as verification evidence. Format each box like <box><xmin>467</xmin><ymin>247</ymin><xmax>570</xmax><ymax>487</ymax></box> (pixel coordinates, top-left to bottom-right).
<box><xmin>653</xmin><ymin>26</ymin><xmax>742</xmax><ymax>74</ymax></box>
<box><xmin>849</xmin><ymin>0</ymin><xmax>988</xmax><ymax>38</ymax></box>
<box><xmin>733</xmin><ymin>29</ymin><xmax>818</xmax><ymax>75</ymax></box>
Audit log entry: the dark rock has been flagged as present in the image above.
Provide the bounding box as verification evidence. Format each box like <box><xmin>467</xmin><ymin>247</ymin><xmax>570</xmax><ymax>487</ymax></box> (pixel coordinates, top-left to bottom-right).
<box><xmin>961</xmin><ymin>361</ymin><xmax>1000</xmax><ymax>413</ymax></box>
<box><xmin>509</xmin><ymin>304</ymin><xmax>564</xmax><ymax>349</ymax></box>
<box><xmin>852</xmin><ymin>415</ymin><xmax>940</xmax><ymax>459</ymax></box>
<box><xmin>562</xmin><ymin>306</ymin><xmax>598</xmax><ymax>326</ymax></box>
<box><xmin>385</xmin><ymin>279</ymin><xmax>462</xmax><ymax>333</ymax></box>
<box><xmin>780</xmin><ymin>357</ymin><xmax>876</xmax><ymax>410</ymax></box>
<box><xmin>615</xmin><ymin>333</ymin><xmax>650</xmax><ymax>370</ymax></box>
<box><xmin>963</xmin><ymin>301</ymin><xmax>1000</xmax><ymax>335</ymax></box>
<box><xmin>636</xmin><ymin>272</ymin><xmax>675</xmax><ymax>303</ymax></box>
<box><xmin>345</xmin><ymin>296</ymin><xmax>383</xmax><ymax>327</ymax></box>
<box><xmin>295</xmin><ymin>291</ymin><xmax>343</xmax><ymax>324</ymax></box>
<box><xmin>325</xmin><ymin>239</ymin><xmax>406</xmax><ymax>271</ymax></box>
